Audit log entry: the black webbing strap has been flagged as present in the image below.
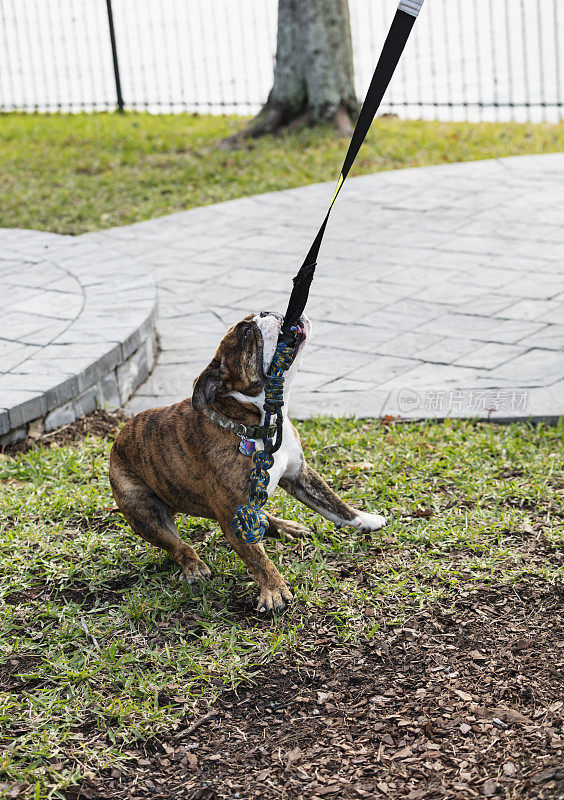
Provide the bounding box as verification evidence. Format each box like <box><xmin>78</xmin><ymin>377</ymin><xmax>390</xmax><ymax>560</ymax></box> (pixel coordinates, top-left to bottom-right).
<box><xmin>280</xmin><ymin>0</ymin><xmax>424</xmax><ymax>342</ymax></box>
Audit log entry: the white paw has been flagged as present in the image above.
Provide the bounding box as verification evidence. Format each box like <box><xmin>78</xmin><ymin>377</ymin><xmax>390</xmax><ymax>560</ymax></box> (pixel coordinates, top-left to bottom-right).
<box><xmin>353</xmin><ymin>511</ymin><xmax>387</xmax><ymax>533</ymax></box>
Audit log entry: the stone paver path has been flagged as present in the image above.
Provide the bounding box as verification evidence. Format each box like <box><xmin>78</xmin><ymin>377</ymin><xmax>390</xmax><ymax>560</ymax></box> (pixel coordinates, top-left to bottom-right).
<box><xmin>84</xmin><ymin>154</ymin><xmax>564</xmax><ymax>423</ymax></box>
<box><xmin>0</xmin><ymin>229</ymin><xmax>156</xmax><ymax>442</ymax></box>
<box><xmin>2</xmin><ymin>154</ymin><xmax>563</xmax><ymax>441</ymax></box>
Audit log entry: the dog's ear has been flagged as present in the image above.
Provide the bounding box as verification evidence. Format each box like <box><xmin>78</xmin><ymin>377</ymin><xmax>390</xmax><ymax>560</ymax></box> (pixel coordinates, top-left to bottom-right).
<box><xmin>192</xmin><ymin>359</ymin><xmax>229</xmax><ymax>410</ymax></box>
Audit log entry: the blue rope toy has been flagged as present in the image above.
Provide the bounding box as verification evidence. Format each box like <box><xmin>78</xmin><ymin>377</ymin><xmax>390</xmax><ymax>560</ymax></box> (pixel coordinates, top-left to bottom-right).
<box><xmin>231</xmin><ymin>330</ymin><xmax>296</xmax><ymax>544</ymax></box>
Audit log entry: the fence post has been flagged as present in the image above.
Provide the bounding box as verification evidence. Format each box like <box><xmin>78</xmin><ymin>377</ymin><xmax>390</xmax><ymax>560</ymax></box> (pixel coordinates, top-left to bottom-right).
<box><xmin>105</xmin><ymin>0</ymin><xmax>124</xmax><ymax>112</ymax></box>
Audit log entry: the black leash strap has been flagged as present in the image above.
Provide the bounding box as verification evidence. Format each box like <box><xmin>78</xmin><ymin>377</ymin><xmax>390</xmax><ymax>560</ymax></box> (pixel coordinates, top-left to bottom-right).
<box><xmin>232</xmin><ymin>1</ymin><xmax>424</xmax><ymax>545</ymax></box>
<box><xmin>280</xmin><ymin>0</ymin><xmax>425</xmax><ymax>342</ymax></box>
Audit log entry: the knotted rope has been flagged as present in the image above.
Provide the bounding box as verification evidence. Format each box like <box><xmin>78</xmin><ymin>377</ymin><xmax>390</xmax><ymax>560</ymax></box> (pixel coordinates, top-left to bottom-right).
<box><xmin>231</xmin><ymin>334</ymin><xmax>296</xmax><ymax>543</ymax></box>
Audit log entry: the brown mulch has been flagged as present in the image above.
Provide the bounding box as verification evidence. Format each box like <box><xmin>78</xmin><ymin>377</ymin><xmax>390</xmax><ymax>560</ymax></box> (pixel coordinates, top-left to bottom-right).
<box><xmin>1</xmin><ymin>408</ymin><xmax>129</xmax><ymax>456</ymax></box>
<box><xmin>66</xmin><ymin>579</ymin><xmax>564</xmax><ymax>800</ymax></box>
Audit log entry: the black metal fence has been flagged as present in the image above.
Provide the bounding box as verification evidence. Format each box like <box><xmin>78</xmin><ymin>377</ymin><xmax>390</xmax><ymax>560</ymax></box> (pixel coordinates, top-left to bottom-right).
<box><xmin>1</xmin><ymin>0</ymin><xmax>563</xmax><ymax>122</ymax></box>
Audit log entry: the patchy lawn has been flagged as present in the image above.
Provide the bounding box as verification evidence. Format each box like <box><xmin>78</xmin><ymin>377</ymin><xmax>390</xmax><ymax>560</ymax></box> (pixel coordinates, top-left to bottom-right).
<box><xmin>0</xmin><ymin>412</ymin><xmax>563</xmax><ymax>799</ymax></box>
<box><xmin>1</xmin><ymin>113</ymin><xmax>563</xmax><ymax>234</ymax></box>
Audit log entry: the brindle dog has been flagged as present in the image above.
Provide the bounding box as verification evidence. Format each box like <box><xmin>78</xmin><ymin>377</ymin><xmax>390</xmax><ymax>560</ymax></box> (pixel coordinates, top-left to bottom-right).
<box><xmin>110</xmin><ymin>311</ymin><xmax>386</xmax><ymax>613</ymax></box>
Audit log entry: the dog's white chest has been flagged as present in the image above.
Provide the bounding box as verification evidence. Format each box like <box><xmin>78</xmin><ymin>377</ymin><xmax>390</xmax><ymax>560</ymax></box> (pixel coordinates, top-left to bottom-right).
<box><xmin>263</xmin><ymin>419</ymin><xmax>303</xmax><ymax>497</ymax></box>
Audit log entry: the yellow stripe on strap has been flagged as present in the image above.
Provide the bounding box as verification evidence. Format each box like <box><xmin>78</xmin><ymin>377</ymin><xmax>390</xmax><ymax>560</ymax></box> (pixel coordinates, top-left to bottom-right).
<box><xmin>330</xmin><ymin>173</ymin><xmax>344</xmax><ymax>207</ymax></box>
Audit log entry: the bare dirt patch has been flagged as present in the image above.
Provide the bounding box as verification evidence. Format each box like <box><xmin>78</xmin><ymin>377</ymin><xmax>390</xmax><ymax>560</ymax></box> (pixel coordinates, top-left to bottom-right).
<box><xmin>0</xmin><ymin>654</ymin><xmax>44</xmax><ymax>694</ymax></box>
<box><xmin>2</xmin><ymin>571</ymin><xmax>159</xmax><ymax>609</ymax></box>
<box><xmin>2</xmin><ymin>408</ymin><xmax>129</xmax><ymax>456</ymax></box>
<box><xmin>65</xmin><ymin>579</ymin><xmax>564</xmax><ymax>800</ymax></box>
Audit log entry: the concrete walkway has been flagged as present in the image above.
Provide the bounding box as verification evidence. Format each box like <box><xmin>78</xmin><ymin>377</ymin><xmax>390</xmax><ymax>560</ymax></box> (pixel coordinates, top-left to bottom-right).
<box><xmin>85</xmin><ymin>154</ymin><xmax>564</xmax><ymax>423</ymax></box>
<box><xmin>0</xmin><ymin>229</ymin><xmax>156</xmax><ymax>442</ymax></box>
<box><xmin>1</xmin><ymin>154</ymin><xmax>563</xmax><ymax>441</ymax></box>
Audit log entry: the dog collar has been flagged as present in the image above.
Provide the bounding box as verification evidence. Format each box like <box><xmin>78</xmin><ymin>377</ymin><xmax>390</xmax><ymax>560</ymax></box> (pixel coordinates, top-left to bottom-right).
<box><xmin>204</xmin><ymin>408</ymin><xmax>276</xmax><ymax>442</ymax></box>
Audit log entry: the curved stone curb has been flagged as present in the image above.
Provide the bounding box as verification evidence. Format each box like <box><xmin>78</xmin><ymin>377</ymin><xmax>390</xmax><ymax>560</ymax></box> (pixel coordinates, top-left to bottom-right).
<box><xmin>0</xmin><ymin>229</ymin><xmax>157</xmax><ymax>443</ymax></box>
<box><xmin>83</xmin><ymin>153</ymin><xmax>564</xmax><ymax>424</ymax></box>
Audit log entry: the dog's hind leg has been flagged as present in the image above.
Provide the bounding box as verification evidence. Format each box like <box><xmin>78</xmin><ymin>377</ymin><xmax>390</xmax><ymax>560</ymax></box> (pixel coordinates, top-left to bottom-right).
<box><xmin>109</xmin><ymin>459</ymin><xmax>211</xmax><ymax>584</ymax></box>
<box><xmin>280</xmin><ymin>464</ymin><xmax>386</xmax><ymax>533</ymax></box>
<box><xmin>265</xmin><ymin>514</ymin><xmax>310</xmax><ymax>540</ymax></box>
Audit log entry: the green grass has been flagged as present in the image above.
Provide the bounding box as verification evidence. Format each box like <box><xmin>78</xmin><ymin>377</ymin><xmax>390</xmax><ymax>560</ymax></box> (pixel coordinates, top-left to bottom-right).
<box><xmin>1</xmin><ymin>113</ymin><xmax>563</xmax><ymax>234</ymax></box>
<box><xmin>1</xmin><ymin>419</ymin><xmax>563</xmax><ymax>797</ymax></box>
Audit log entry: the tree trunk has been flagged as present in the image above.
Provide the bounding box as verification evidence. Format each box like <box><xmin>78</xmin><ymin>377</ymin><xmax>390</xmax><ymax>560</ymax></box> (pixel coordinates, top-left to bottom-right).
<box><xmin>224</xmin><ymin>0</ymin><xmax>358</xmax><ymax>144</ymax></box>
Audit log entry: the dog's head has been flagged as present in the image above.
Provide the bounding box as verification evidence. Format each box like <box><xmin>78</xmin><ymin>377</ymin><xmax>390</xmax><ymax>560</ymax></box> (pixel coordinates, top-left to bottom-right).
<box><xmin>192</xmin><ymin>311</ymin><xmax>311</xmax><ymax>411</ymax></box>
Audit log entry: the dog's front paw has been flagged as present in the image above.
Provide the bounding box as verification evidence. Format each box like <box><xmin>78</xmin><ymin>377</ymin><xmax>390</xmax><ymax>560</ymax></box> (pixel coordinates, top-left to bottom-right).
<box><xmin>179</xmin><ymin>559</ymin><xmax>211</xmax><ymax>585</ymax></box>
<box><xmin>353</xmin><ymin>511</ymin><xmax>387</xmax><ymax>533</ymax></box>
<box><xmin>256</xmin><ymin>584</ymin><xmax>293</xmax><ymax>615</ymax></box>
